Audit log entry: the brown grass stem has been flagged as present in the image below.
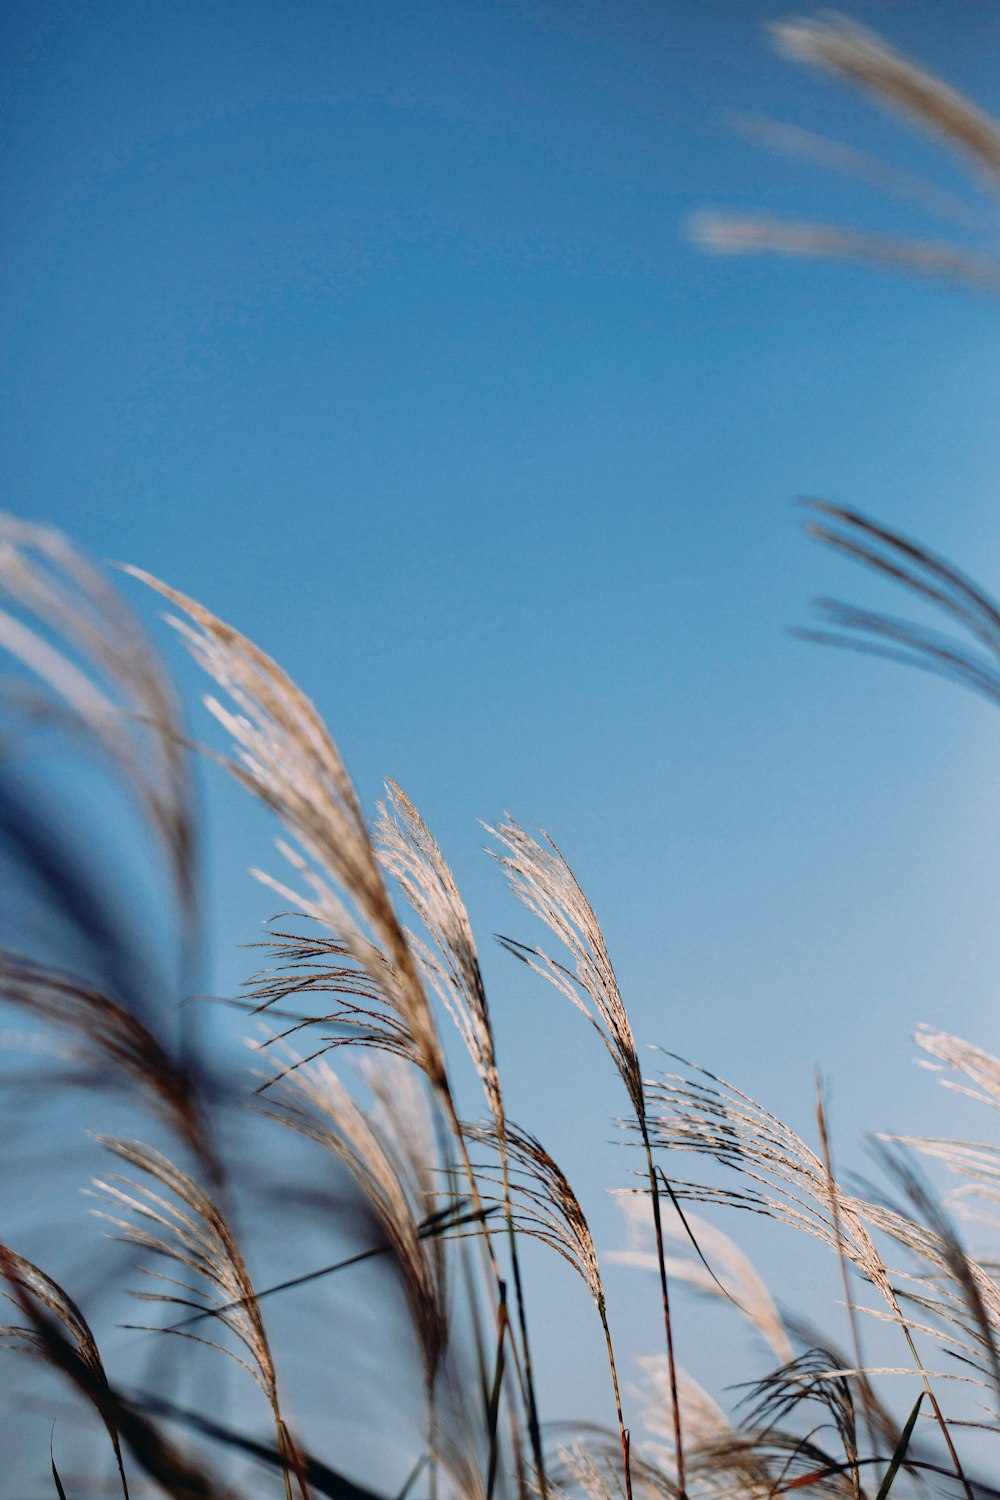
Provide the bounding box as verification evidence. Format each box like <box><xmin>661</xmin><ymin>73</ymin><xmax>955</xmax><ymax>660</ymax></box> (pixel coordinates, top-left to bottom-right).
<box><xmin>596</xmin><ymin>1295</ymin><xmax>631</xmax><ymax>1500</ymax></box>
<box><xmin>439</xmin><ymin>1088</ymin><xmax>541</xmax><ymax>1484</ymax></box>
<box><xmin>376</xmin><ymin>782</ymin><xmax>547</xmax><ymax>1494</ymax></box>
<box><xmin>500</xmin><ymin>1144</ymin><xmax>548</xmax><ymax>1498</ymax></box>
<box><xmin>273</xmin><ymin>1405</ymin><xmax>309</xmax><ymax>1500</ymax></box>
<box><xmin>814</xmin><ymin>1074</ymin><xmax>874</xmax><ymax>1488</ymax></box>
<box><xmin>485</xmin><ymin>1280</ymin><xmax>509</xmax><ymax>1500</ymax></box>
<box><xmin>898</xmin><ymin>1321</ymin><xmax>974</xmax><ymax>1500</ymax></box>
<box><xmin>643</xmin><ymin>1137</ymin><xmax>686</xmax><ymax>1500</ymax></box>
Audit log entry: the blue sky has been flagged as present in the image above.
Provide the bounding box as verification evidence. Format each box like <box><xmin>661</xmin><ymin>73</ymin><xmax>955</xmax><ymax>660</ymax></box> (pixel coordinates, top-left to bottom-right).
<box><xmin>3</xmin><ymin>0</ymin><xmax>1000</xmax><ymax>1482</ymax></box>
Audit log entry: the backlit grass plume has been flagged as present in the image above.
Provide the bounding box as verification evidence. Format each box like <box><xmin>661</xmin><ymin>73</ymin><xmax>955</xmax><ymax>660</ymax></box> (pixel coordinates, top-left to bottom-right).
<box><xmin>490</xmin><ymin>819</ymin><xmax>686</xmax><ymax>1495</ymax></box>
<box><xmin>490</xmin><ymin>821</ymin><xmax>642</xmax><ymax>1122</ymax></box>
<box><xmin>377</xmin><ymin>782</ymin><xmax>501</xmax><ymax>1127</ymax></box>
<box><xmin>127</xmin><ymin>567</ymin><xmax>447</xmax><ymax>1095</ymax></box>
<box><xmin>246</xmin><ymin>928</ymin><xmax>418</xmax><ymax>1069</ymax></box>
<box><xmin>92</xmin><ymin>1136</ymin><xmax>309</xmax><ymax>1499</ymax></box>
<box><xmin>915</xmin><ymin>1026</ymin><xmax>1000</xmax><ymax>1115</ymax></box>
<box><xmin>644</xmin><ymin>1057</ymin><xmax>894</xmax><ymax>1298</ymax></box>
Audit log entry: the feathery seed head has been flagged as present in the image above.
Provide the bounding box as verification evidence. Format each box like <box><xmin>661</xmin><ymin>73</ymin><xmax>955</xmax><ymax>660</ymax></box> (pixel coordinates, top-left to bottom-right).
<box><xmin>128</xmin><ymin>569</ymin><xmax>448</xmax><ymax>1091</ymax></box>
<box><xmin>377</xmin><ymin>782</ymin><xmax>502</xmax><ymax>1123</ymax></box>
<box><xmin>91</xmin><ymin>1137</ymin><xmax>277</xmax><ymax>1404</ymax></box>
<box><xmin>488</xmin><ymin>818</ymin><xmax>644</xmax><ymax>1121</ymax></box>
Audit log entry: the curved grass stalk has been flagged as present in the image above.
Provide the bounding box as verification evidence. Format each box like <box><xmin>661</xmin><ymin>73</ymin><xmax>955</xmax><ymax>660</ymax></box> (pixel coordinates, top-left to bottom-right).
<box><xmin>376</xmin><ymin>782</ymin><xmax>547</xmax><ymax>1494</ymax></box>
<box><xmin>466</xmin><ymin>1120</ymin><xmax>632</xmax><ymax>1500</ymax></box>
<box><xmin>489</xmin><ymin>818</ymin><xmax>685</xmax><ymax>1497</ymax></box>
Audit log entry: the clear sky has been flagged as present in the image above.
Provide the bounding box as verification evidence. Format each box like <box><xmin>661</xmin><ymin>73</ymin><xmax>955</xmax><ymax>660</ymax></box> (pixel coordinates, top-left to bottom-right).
<box><xmin>3</xmin><ymin>0</ymin><xmax>1000</xmax><ymax>1485</ymax></box>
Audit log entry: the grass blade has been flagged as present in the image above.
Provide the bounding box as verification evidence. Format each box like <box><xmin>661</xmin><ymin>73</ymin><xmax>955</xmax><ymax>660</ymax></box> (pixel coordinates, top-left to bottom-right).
<box><xmin>50</xmin><ymin>1435</ymin><xmax>68</xmax><ymax>1500</ymax></box>
<box><xmin>132</xmin><ymin>1392</ymin><xmax>384</xmax><ymax>1500</ymax></box>
<box><xmin>486</xmin><ymin>1280</ymin><xmax>508</xmax><ymax>1500</ymax></box>
<box><xmin>162</xmin><ymin>1202</ymin><xmax>497</xmax><ymax>1332</ymax></box>
<box><xmin>874</xmin><ymin>1394</ymin><xmax>922</xmax><ymax>1500</ymax></box>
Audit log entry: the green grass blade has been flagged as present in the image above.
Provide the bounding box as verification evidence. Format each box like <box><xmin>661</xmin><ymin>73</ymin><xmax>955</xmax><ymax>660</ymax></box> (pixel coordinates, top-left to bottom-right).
<box><xmin>394</xmin><ymin>1455</ymin><xmax>426</xmax><ymax>1500</ymax></box>
<box><xmin>875</xmin><ymin>1394</ymin><xmax>923</xmax><ymax>1500</ymax></box>
<box><xmin>49</xmin><ymin>1433</ymin><xmax>68</xmax><ymax>1500</ymax></box>
<box><xmin>486</xmin><ymin>1280</ymin><xmax>509</xmax><ymax>1500</ymax></box>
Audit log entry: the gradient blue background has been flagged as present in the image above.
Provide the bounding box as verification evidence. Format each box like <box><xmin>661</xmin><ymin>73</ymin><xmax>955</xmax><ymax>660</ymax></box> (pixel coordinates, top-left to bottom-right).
<box><xmin>3</xmin><ymin>0</ymin><xmax>1000</xmax><ymax>1485</ymax></box>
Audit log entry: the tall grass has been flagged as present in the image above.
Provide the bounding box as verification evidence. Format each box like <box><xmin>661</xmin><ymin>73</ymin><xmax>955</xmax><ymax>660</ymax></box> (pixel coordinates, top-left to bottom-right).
<box><xmin>2</xmin><ymin>12</ymin><xmax>1000</xmax><ymax>1499</ymax></box>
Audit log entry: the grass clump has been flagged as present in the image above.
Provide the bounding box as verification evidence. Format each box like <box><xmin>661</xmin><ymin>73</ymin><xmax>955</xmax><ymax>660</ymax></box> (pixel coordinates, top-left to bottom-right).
<box><xmin>3</xmin><ymin>11</ymin><xmax>1000</xmax><ymax>1500</ymax></box>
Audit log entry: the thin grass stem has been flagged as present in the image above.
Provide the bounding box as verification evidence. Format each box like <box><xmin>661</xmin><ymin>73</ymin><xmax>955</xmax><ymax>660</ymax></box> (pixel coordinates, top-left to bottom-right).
<box><xmin>815</xmin><ymin>1075</ymin><xmax>872</xmax><ymax>1492</ymax></box>
<box><xmin>499</xmin><ymin>1138</ymin><xmax>547</xmax><ymax>1497</ymax></box>
<box><xmin>644</xmin><ymin>1138</ymin><xmax>686</xmax><ymax>1499</ymax></box>
<box><xmin>596</xmin><ymin>1294</ymin><xmax>631</xmax><ymax>1500</ymax></box>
